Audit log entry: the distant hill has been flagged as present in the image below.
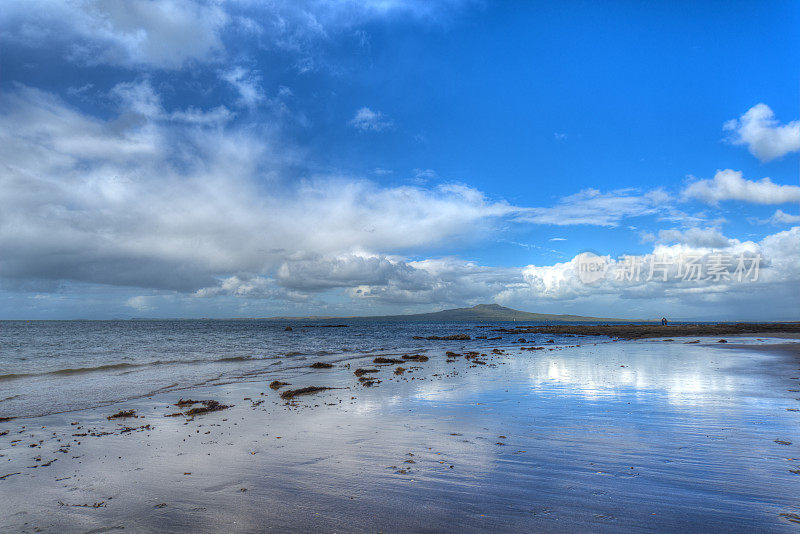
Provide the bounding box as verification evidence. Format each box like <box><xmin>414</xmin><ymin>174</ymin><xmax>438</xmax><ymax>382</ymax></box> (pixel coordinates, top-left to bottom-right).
<box><xmin>272</xmin><ymin>304</ymin><xmax>626</xmax><ymax>323</ymax></box>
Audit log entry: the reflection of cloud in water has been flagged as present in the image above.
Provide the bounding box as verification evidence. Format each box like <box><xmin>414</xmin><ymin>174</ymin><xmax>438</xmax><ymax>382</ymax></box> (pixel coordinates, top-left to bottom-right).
<box><xmin>524</xmin><ymin>343</ymin><xmax>770</xmax><ymax>407</ymax></box>
<box><xmin>409</xmin><ymin>342</ymin><xmax>787</xmax><ymax>409</ymax></box>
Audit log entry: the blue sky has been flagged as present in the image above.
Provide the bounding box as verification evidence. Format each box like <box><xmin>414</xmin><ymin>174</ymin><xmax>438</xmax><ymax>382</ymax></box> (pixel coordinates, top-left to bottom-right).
<box><xmin>0</xmin><ymin>0</ymin><xmax>798</xmax><ymax>320</ymax></box>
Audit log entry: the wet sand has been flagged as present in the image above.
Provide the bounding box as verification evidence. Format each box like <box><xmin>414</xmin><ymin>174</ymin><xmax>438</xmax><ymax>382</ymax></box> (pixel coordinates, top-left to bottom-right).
<box><xmin>2</xmin><ymin>337</ymin><xmax>800</xmax><ymax>532</ymax></box>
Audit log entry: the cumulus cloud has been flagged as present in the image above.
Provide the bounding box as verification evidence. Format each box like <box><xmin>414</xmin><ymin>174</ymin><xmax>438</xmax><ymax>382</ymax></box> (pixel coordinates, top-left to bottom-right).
<box><xmin>346</xmin><ymin>257</ymin><xmax>525</xmax><ymax>305</ymax></box>
<box><xmin>194</xmin><ymin>275</ymin><xmax>312</xmax><ymax>302</ymax></box>
<box><xmin>0</xmin><ymin>86</ymin><xmax>519</xmax><ymax>295</ymax></box>
<box><xmin>196</xmin><ymin>251</ymin><xmax>524</xmax><ymax>306</ymax></box>
<box><xmin>682</xmin><ymin>169</ymin><xmax>800</xmax><ymax>205</ymax></box>
<box><xmin>349</xmin><ymin>107</ymin><xmax>392</xmax><ymax>131</ymax></box>
<box><xmin>515</xmin><ymin>188</ymin><xmax>671</xmax><ymax>227</ymax></box>
<box><xmin>724</xmin><ymin>103</ymin><xmax>800</xmax><ymax>162</ymax></box>
<box><xmin>276</xmin><ymin>253</ymin><xmax>418</xmax><ymax>292</ymax></box>
<box><xmin>188</xmin><ymin>253</ymin><xmax>526</xmax><ymax>309</ymax></box>
<box><xmin>194</xmin><ymin>226</ymin><xmax>800</xmax><ymax>319</ymax></box>
<box><xmin>515</xmin><ymin>228</ymin><xmax>800</xmax><ymax>308</ymax></box>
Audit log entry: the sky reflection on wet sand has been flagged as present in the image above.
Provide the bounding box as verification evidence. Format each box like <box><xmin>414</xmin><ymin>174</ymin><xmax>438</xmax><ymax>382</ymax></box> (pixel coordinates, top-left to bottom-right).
<box><xmin>1</xmin><ymin>340</ymin><xmax>799</xmax><ymax>532</ymax></box>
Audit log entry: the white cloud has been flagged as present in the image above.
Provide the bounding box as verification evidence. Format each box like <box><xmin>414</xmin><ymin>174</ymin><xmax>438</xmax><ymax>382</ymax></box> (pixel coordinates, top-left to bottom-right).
<box><xmin>277</xmin><ymin>252</ymin><xmax>417</xmax><ymax>292</ymax></box>
<box><xmin>346</xmin><ymin>257</ymin><xmax>525</xmax><ymax>305</ymax></box>
<box><xmin>220</xmin><ymin>67</ymin><xmax>264</xmax><ymax>107</ymax></box>
<box><xmin>192</xmin><ymin>226</ymin><xmax>800</xmax><ymax>319</ymax></box>
<box><xmin>682</xmin><ymin>169</ymin><xmax>800</xmax><ymax>205</ymax></box>
<box><xmin>194</xmin><ymin>275</ymin><xmax>311</xmax><ymax>302</ymax></box>
<box><xmin>1</xmin><ymin>83</ymin><xmax>796</xmax><ymax>319</ymax></box>
<box><xmin>412</xmin><ymin>168</ymin><xmax>438</xmax><ymax>181</ymax></box>
<box><xmin>516</xmin><ymin>188</ymin><xmax>671</xmax><ymax>227</ymax></box>
<box><xmin>190</xmin><ymin>253</ymin><xmax>526</xmax><ymax>308</ymax></box>
<box><xmin>768</xmin><ymin>209</ymin><xmax>800</xmax><ymax>225</ymax></box>
<box><xmin>724</xmin><ymin>103</ymin><xmax>800</xmax><ymax>162</ymax></box>
<box><xmin>1</xmin><ymin>0</ymin><xmax>471</xmax><ymax>70</ymax></box>
<box><xmin>349</xmin><ymin>107</ymin><xmax>392</xmax><ymax>131</ymax></box>
<box><xmin>110</xmin><ymin>79</ymin><xmax>234</xmax><ymax>124</ymax></box>
<box><xmin>509</xmin><ymin>227</ymin><xmax>800</xmax><ymax>318</ymax></box>
<box><xmin>126</xmin><ymin>295</ymin><xmax>155</xmax><ymax>311</ymax></box>
<box><xmin>649</xmin><ymin>227</ymin><xmax>732</xmax><ymax>248</ymax></box>
<box><xmin>0</xmin><ymin>0</ymin><xmax>229</xmax><ymax>68</ymax></box>
<box><xmin>0</xmin><ymin>86</ymin><xmax>517</xmax><ymax>294</ymax></box>
<box><xmin>250</xmin><ymin>0</ymin><xmax>470</xmax><ymax>54</ymax></box>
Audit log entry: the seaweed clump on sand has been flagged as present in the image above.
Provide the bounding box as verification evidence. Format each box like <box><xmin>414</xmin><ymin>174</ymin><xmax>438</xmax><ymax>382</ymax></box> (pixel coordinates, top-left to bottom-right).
<box><xmin>310</xmin><ymin>362</ymin><xmax>334</xmax><ymax>369</ymax></box>
<box><xmin>402</xmin><ymin>354</ymin><xmax>429</xmax><ymax>362</ymax></box>
<box><xmin>280</xmin><ymin>386</ymin><xmax>332</xmax><ymax>400</ymax></box>
<box><xmin>185</xmin><ymin>400</ymin><xmax>231</xmax><ymax>417</ymax></box>
<box><xmin>394</xmin><ymin>367</ymin><xmax>406</xmax><ymax>375</ymax></box>
<box><xmin>107</xmin><ymin>410</ymin><xmax>137</xmax><ymax>420</ymax></box>
<box><xmin>354</xmin><ymin>368</ymin><xmax>379</xmax><ymax>377</ymax></box>
<box><xmin>269</xmin><ymin>381</ymin><xmax>290</xmax><ymax>390</ymax></box>
<box><xmin>374</xmin><ymin>357</ymin><xmax>404</xmax><ymax>364</ymax></box>
<box><xmin>175</xmin><ymin>398</ymin><xmax>205</xmax><ymax>407</ymax></box>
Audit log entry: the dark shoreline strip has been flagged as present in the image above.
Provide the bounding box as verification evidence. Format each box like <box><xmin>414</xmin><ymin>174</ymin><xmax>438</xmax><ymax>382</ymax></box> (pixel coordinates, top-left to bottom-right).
<box><xmin>491</xmin><ymin>323</ymin><xmax>800</xmax><ymax>339</ymax></box>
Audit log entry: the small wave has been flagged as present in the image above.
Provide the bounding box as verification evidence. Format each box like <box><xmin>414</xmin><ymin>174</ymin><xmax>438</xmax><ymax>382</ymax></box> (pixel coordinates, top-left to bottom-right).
<box><xmin>216</xmin><ymin>356</ymin><xmax>254</xmax><ymax>362</ymax></box>
<box><xmin>52</xmin><ymin>362</ymin><xmax>138</xmax><ymax>376</ymax></box>
<box><xmin>0</xmin><ymin>354</ymin><xmax>268</xmax><ymax>382</ymax></box>
<box><xmin>0</xmin><ymin>372</ymin><xmax>36</xmax><ymax>381</ymax></box>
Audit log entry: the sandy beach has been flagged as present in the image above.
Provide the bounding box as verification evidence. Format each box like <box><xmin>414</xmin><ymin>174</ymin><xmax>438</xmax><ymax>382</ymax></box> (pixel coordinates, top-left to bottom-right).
<box><xmin>2</xmin><ymin>333</ymin><xmax>800</xmax><ymax>533</ymax></box>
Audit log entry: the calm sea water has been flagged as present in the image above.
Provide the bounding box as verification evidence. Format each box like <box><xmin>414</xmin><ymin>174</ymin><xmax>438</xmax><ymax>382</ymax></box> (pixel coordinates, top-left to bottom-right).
<box><xmin>0</xmin><ymin>320</ymin><xmax>589</xmax><ymax>419</ymax></box>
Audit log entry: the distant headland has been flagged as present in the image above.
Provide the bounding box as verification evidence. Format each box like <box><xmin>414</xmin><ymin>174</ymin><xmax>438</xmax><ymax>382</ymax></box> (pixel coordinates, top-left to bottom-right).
<box><xmin>265</xmin><ymin>303</ymin><xmax>628</xmax><ymax>323</ymax></box>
